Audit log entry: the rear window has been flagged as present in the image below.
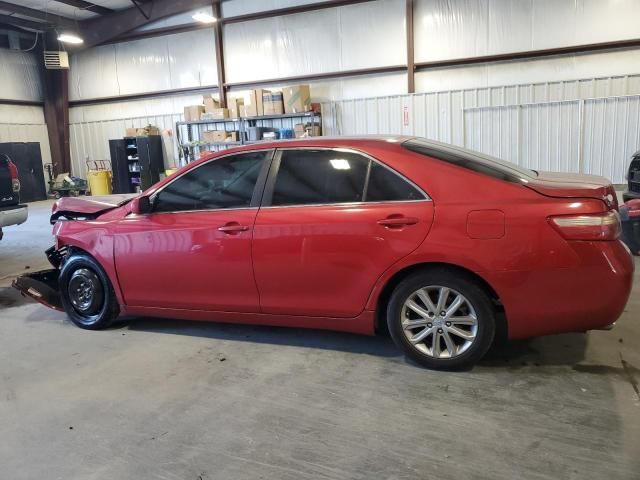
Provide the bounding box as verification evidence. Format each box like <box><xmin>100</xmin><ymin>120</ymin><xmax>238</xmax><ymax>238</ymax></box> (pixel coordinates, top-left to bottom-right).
<box><xmin>403</xmin><ymin>138</ymin><xmax>537</xmax><ymax>184</ymax></box>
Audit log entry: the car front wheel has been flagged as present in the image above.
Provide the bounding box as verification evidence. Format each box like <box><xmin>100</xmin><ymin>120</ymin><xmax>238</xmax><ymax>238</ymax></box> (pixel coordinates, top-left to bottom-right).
<box><xmin>59</xmin><ymin>252</ymin><xmax>120</xmax><ymax>330</ymax></box>
<box><xmin>387</xmin><ymin>270</ymin><xmax>496</xmax><ymax>370</ymax></box>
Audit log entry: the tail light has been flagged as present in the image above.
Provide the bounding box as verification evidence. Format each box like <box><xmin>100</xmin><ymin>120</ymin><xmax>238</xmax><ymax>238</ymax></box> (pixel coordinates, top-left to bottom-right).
<box><xmin>7</xmin><ymin>160</ymin><xmax>20</xmax><ymax>192</ymax></box>
<box><xmin>548</xmin><ymin>211</ymin><xmax>621</xmax><ymax>241</ymax></box>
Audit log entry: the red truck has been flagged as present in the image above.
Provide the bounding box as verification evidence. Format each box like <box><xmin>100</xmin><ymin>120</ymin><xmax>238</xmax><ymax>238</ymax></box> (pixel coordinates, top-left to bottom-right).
<box><xmin>0</xmin><ymin>153</ymin><xmax>28</xmax><ymax>241</ymax></box>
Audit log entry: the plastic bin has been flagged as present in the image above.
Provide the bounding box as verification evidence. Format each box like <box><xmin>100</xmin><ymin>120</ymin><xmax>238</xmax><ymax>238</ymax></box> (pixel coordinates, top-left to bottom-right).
<box><xmin>86</xmin><ymin>160</ymin><xmax>113</xmax><ymax>196</ymax></box>
<box><xmin>620</xmin><ymin>199</ymin><xmax>640</xmax><ymax>255</ymax></box>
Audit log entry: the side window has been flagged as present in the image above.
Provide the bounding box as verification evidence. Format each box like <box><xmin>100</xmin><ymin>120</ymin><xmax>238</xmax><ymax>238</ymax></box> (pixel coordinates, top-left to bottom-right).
<box><xmin>271</xmin><ymin>150</ymin><xmax>369</xmax><ymax>206</ymax></box>
<box><xmin>366</xmin><ymin>162</ymin><xmax>425</xmax><ymax>202</ymax></box>
<box><xmin>153</xmin><ymin>151</ymin><xmax>267</xmax><ymax>212</ymax></box>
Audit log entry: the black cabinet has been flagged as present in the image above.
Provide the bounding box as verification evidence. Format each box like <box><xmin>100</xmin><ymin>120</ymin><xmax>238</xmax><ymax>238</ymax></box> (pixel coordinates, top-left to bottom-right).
<box><xmin>0</xmin><ymin>142</ymin><xmax>46</xmax><ymax>203</ymax></box>
<box><xmin>109</xmin><ymin>135</ymin><xmax>164</xmax><ymax>194</ymax></box>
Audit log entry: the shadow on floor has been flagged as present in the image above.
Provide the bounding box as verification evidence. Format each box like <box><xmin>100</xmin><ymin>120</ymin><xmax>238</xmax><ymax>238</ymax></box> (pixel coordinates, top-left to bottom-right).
<box><xmin>0</xmin><ymin>287</ymin><xmax>33</xmax><ymax>309</ymax></box>
<box><xmin>124</xmin><ymin>315</ymin><xmax>592</xmax><ymax>369</ymax></box>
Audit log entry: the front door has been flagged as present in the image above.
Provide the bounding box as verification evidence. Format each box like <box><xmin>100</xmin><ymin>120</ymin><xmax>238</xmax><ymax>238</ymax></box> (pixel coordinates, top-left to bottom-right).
<box><xmin>115</xmin><ymin>150</ymin><xmax>271</xmax><ymax>312</ymax></box>
<box><xmin>252</xmin><ymin>148</ymin><xmax>434</xmax><ymax>318</ymax></box>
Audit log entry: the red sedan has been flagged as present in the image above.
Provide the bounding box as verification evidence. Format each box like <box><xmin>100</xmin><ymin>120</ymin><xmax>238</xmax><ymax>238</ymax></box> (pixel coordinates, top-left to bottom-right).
<box><xmin>14</xmin><ymin>137</ymin><xmax>634</xmax><ymax>369</ymax></box>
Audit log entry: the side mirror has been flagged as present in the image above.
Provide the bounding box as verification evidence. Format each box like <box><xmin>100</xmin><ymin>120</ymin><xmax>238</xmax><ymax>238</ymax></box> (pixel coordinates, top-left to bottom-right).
<box><xmin>132</xmin><ymin>195</ymin><xmax>152</xmax><ymax>215</ymax></box>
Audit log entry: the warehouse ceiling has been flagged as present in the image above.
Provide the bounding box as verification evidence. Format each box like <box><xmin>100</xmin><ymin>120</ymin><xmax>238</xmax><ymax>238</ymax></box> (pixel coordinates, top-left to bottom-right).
<box><xmin>0</xmin><ymin>0</ymin><xmax>220</xmax><ymax>47</ymax></box>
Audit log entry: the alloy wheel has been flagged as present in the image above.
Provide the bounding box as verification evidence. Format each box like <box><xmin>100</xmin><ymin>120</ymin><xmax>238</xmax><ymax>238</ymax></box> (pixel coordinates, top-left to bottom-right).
<box><xmin>400</xmin><ymin>286</ymin><xmax>478</xmax><ymax>359</ymax></box>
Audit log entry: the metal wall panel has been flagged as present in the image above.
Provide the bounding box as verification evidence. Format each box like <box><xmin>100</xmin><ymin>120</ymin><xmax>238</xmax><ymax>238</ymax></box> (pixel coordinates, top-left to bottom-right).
<box><xmin>583</xmin><ymin>96</ymin><xmax>640</xmax><ymax>183</ymax></box>
<box><xmin>464</xmin><ymin>101</ymin><xmax>582</xmax><ymax>174</ymax></box>
<box><xmin>69</xmin><ymin>114</ymin><xmax>182</xmax><ymax>180</ymax></box>
<box><xmin>70</xmin><ymin>73</ymin><xmax>640</xmax><ymax>184</ymax></box>
<box><xmin>0</xmin><ymin>106</ymin><xmax>52</xmax><ymax>174</ymax></box>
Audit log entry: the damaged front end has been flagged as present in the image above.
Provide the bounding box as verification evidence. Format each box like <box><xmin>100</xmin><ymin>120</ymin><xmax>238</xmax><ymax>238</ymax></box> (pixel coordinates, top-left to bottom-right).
<box><xmin>11</xmin><ymin>245</ymin><xmax>69</xmax><ymax>311</ymax></box>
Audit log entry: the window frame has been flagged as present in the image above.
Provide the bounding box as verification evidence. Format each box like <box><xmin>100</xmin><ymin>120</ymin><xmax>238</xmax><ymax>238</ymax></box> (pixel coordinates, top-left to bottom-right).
<box><xmin>261</xmin><ymin>147</ymin><xmax>431</xmax><ymax>209</ymax></box>
<box><xmin>147</xmin><ymin>149</ymin><xmax>275</xmax><ymax>214</ymax></box>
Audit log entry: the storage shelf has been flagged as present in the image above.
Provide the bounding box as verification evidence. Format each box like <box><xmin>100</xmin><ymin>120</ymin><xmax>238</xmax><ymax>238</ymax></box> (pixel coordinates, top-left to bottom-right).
<box><xmin>190</xmin><ymin>141</ymin><xmax>243</xmax><ymax>148</ymax></box>
<box><xmin>244</xmin><ymin>112</ymin><xmax>320</xmax><ymax>121</ymax></box>
<box><xmin>177</xmin><ymin>111</ymin><xmax>320</xmax><ymax>128</ymax></box>
<box><xmin>176</xmin><ymin>118</ymin><xmax>241</xmax><ymax>126</ymax></box>
<box><xmin>176</xmin><ymin>110</ymin><xmax>322</xmax><ymax>165</ymax></box>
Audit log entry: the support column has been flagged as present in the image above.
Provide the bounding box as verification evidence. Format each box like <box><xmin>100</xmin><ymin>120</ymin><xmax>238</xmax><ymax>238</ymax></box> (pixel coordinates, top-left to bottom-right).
<box><xmin>213</xmin><ymin>1</ymin><xmax>227</xmax><ymax>107</ymax></box>
<box><xmin>406</xmin><ymin>0</ymin><xmax>415</xmax><ymax>94</ymax></box>
<box><xmin>42</xmin><ymin>31</ymin><xmax>71</xmax><ymax>176</ymax></box>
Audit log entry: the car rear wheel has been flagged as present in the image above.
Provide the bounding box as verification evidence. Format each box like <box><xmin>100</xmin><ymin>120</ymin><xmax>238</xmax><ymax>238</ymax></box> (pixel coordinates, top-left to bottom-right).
<box><xmin>387</xmin><ymin>270</ymin><xmax>495</xmax><ymax>370</ymax></box>
<box><xmin>59</xmin><ymin>253</ymin><xmax>119</xmax><ymax>330</ymax></box>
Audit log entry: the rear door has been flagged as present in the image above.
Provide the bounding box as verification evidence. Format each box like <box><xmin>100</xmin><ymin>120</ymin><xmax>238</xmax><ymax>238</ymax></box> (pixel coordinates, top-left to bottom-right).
<box><xmin>252</xmin><ymin>147</ymin><xmax>434</xmax><ymax>318</ymax></box>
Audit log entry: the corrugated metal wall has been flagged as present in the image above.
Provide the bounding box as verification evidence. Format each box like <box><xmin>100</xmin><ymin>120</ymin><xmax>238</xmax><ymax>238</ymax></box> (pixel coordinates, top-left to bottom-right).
<box><xmin>69</xmin><ymin>72</ymin><xmax>640</xmax><ymax>182</ymax></box>
<box><xmin>320</xmin><ymin>74</ymin><xmax>640</xmax><ymax>183</ymax></box>
<box><xmin>69</xmin><ymin>113</ymin><xmax>182</xmax><ymax>179</ymax></box>
<box><xmin>0</xmin><ymin>105</ymin><xmax>52</xmax><ymax>173</ymax></box>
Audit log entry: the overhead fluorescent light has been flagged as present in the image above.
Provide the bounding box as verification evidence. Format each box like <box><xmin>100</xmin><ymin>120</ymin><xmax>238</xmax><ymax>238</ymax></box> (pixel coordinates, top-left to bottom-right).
<box><xmin>192</xmin><ymin>12</ymin><xmax>217</xmax><ymax>24</ymax></box>
<box><xmin>57</xmin><ymin>33</ymin><xmax>83</xmax><ymax>44</ymax></box>
<box><xmin>330</xmin><ymin>159</ymin><xmax>351</xmax><ymax>170</ymax></box>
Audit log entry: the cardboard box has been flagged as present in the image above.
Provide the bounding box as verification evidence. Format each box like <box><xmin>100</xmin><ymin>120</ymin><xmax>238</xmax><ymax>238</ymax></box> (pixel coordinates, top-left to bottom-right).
<box><xmin>282</xmin><ymin>85</ymin><xmax>311</xmax><ymax>113</ymax></box>
<box><xmin>202</xmin><ymin>130</ymin><xmax>228</xmax><ymax>143</ymax></box>
<box><xmin>226</xmin><ymin>131</ymin><xmax>239</xmax><ymax>142</ymax></box>
<box><xmin>209</xmin><ymin>108</ymin><xmax>229</xmax><ymax>120</ymax></box>
<box><xmin>240</xmin><ymin>89</ymin><xmax>265</xmax><ymax>117</ymax></box>
<box><xmin>184</xmin><ymin>105</ymin><xmax>205</xmax><ymax>122</ymax></box>
<box><xmin>262</xmin><ymin>91</ymin><xmax>284</xmax><ymax>115</ymax></box>
<box><xmin>203</xmin><ymin>96</ymin><xmax>220</xmax><ymax>113</ymax></box>
<box><xmin>227</xmin><ymin>96</ymin><xmax>244</xmax><ymax>119</ymax></box>
<box><xmin>126</xmin><ymin>126</ymin><xmax>160</xmax><ymax>137</ymax></box>
<box><xmin>294</xmin><ymin>123</ymin><xmax>321</xmax><ymax>138</ymax></box>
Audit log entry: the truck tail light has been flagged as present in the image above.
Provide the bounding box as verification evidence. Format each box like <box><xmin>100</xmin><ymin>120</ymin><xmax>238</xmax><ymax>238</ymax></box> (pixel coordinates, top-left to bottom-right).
<box><xmin>548</xmin><ymin>211</ymin><xmax>621</xmax><ymax>241</ymax></box>
<box><xmin>7</xmin><ymin>160</ymin><xmax>20</xmax><ymax>192</ymax></box>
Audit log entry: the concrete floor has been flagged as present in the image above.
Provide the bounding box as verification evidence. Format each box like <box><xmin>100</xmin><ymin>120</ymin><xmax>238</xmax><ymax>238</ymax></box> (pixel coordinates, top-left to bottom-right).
<box><xmin>1</xmin><ymin>200</ymin><xmax>639</xmax><ymax>480</ymax></box>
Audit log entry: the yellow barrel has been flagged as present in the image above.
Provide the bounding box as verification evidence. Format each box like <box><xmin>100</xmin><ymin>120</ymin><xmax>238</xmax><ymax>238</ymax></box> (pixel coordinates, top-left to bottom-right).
<box><xmin>87</xmin><ymin>170</ymin><xmax>112</xmax><ymax>195</ymax></box>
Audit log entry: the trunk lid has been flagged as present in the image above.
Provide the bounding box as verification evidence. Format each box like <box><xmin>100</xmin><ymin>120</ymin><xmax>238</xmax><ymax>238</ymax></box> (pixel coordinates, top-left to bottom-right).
<box><xmin>525</xmin><ymin>171</ymin><xmax>618</xmax><ymax>210</ymax></box>
<box><xmin>50</xmin><ymin>193</ymin><xmax>136</xmax><ymax>222</ymax></box>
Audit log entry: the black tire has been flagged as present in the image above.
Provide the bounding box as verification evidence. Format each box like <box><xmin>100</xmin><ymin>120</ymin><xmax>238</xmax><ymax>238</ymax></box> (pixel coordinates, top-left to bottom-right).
<box><xmin>387</xmin><ymin>269</ymin><xmax>495</xmax><ymax>370</ymax></box>
<box><xmin>59</xmin><ymin>252</ymin><xmax>120</xmax><ymax>330</ymax></box>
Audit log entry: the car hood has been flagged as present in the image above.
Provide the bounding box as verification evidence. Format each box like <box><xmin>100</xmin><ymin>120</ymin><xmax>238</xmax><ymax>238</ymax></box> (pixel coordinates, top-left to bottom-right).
<box><xmin>50</xmin><ymin>194</ymin><xmax>136</xmax><ymax>223</ymax></box>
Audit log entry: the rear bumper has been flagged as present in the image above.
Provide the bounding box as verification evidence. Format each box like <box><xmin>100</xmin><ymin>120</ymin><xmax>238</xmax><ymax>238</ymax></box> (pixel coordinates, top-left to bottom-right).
<box><xmin>12</xmin><ymin>269</ymin><xmax>63</xmax><ymax>311</ymax></box>
<box><xmin>0</xmin><ymin>204</ymin><xmax>28</xmax><ymax>228</ymax></box>
<box><xmin>487</xmin><ymin>240</ymin><xmax>635</xmax><ymax>340</ymax></box>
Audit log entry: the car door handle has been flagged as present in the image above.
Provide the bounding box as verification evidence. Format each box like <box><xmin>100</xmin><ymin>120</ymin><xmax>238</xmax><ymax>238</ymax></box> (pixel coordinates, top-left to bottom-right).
<box><xmin>377</xmin><ymin>216</ymin><xmax>419</xmax><ymax>227</ymax></box>
<box><xmin>218</xmin><ymin>223</ymin><xmax>250</xmax><ymax>233</ymax></box>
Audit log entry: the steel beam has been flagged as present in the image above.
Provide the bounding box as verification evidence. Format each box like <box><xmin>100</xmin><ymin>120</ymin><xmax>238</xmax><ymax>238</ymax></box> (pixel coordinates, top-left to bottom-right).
<box><xmin>0</xmin><ymin>1</ymin><xmax>76</xmax><ymax>29</ymax></box>
<box><xmin>102</xmin><ymin>0</ymin><xmax>377</xmax><ymax>45</ymax></box>
<box><xmin>212</xmin><ymin>1</ymin><xmax>226</xmax><ymax>107</ymax></box>
<box><xmin>41</xmin><ymin>31</ymin><xmax>71</xmax><ymax>176</ymax></box>
<box><xmin>69</xmin><ymin>85</ymin><xmax>219</xmax><ymax>107</ymax></box>
<box><xmin>0</xmin><ymin>98</ymin><xmax>44</xmax><ymax>107</ymax></box>
<box><xmin>414</xmin><ymin>38</ymin><xmax>640</xmax><ymax>71</ymax></box>
<box><xmin>0</xmin><ymin>13</ymin><xmax>49</xmax><ymax>31</ymax></box>
<box><xmin>53</xmin><ymin>0</ymin><xmax>114</xmax><ymax>16</ymax></box>
<box><xmin>406</xmin><ymin>0</ymin><xmax>414</xmax><ymax>94</ymax></box>
<box><xmin>80</xmin><ymin>0</ymin><xmax>213</xmax><ymax>47</ymax></box>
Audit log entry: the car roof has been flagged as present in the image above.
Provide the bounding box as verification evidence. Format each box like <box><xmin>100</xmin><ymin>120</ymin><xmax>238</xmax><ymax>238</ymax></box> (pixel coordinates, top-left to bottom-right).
<box><xmin>230</xmin><ymin>135</ymin><xmax>414</xmax><ymax>150</ymax></box>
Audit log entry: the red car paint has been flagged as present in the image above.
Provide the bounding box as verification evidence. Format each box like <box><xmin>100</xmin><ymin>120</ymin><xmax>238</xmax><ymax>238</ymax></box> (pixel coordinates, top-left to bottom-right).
<box><xmin>50</xmin><ymin>137</ymin><xmax>634</xmax><ymax>339</ymax></box>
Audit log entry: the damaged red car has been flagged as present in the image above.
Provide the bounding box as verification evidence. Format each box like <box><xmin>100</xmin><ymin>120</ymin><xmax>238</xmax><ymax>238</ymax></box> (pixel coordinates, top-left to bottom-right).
<box><xmin>14</xmin><ymin>137</ymin><xmax>634</xmax><ymax>369</ymax></box>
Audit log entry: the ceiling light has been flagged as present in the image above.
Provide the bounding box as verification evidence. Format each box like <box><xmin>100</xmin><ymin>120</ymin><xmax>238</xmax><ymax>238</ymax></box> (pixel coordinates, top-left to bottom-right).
<box><xmin>57</xmin><ymin>33</ymin><xmax>83</xmax><ymax>44</ymax></box>
<box><xmin>192</xmin><ymin>12</ymin><xmax>217</xmax><ymax>24</ymax></box>
<box><xmin>330</xmin><ymin>159</ymin><xmax>351</xmax><ymax>170</ymax></box>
